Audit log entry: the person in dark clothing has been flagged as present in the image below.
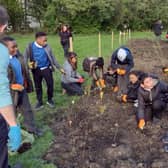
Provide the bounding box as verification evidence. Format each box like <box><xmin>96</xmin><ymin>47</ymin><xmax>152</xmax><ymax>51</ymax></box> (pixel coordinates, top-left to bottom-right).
<box><xmin>24</xmin><ymin>32</ymin><xmax>65</xmax><ymax>110</ymax></box>
<box><xmin>153</xmin><ymin>20</ymin><xmax>163</xmax><ymax>40</ymax></box>
<box><xmin>121</xmin><ymin>70</ymin><xmax>144</xmax><ymax>104</ymax></box>
<box><xmin>103</xmin><ymin>65</ymin><xmax>117</xmax><ymax>89</ymax></box>
<box><xmin>59</xmin><ymin>24</ymin><xmax>72</xmax><ymax>57</ymax></box>
<box><xmin>111</xmin><ymin>47</ymin><xmax>134</xmax><ymax>96</ymax></box>
<box><xmin>137</xmin><ymin>73</ymin><xmax>168</xmax><ymax>130</ymax></box>
<box><xmin>83</xmin><ymin>57</ymin><xmax>105</xmax><ymax>89</ymax></box>
<box><xmin>2</xmin><ymin>36</ymin><xmax>42</xmax><ymax>136</ymax></box>
<box><xmin>0</xmin><ymin>6</ymin><xmax>21</xmax><ymax>168</ymax></box>
<box><xmin>61</xmin><ymin>52</ymin><xmax>84</xmax><ymax>95</ymax></box>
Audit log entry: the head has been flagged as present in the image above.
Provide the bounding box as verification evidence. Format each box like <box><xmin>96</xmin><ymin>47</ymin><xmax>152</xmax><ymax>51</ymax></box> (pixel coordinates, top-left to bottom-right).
<box><xmin>35</xmin><ymin>32</ymin><xmax>47</xmax><ymax>47</ymax></box>
<box><xmin>0</xmin><ymin>6</ymin><xmax>9</xmax><ymax>33</ymax></box>
<box><xmin>140</xmin><ymin>73</ymin><xmax>154</xmax><ymax>90</ymax></box>
<box><xmin>129</xmin><ymin>70</ymin><xmax>144</xmax><ymax>84</ymax></box>
<box><xmin>117</xmin><ymin>48</ymin><xmax>127</xmax><ymax>62</ymax></box>
<box><xmin>61</xmin><ymin>25</ymin><xmax>68</xmax><ymax>32</ymax></box>
<box><xmin>67</xmin><ymin>52</ymin><xmax>77</xmax><ymax>70</ymax></box>
<box><xmin>95</xmin><ymin>57</ymin><xmax>104</xmax><ymax>68</ymax></box>
<box><xmin>2</xmin><ymin>36</ymin><xmax>18</xmax><ymax>56</ymax></box>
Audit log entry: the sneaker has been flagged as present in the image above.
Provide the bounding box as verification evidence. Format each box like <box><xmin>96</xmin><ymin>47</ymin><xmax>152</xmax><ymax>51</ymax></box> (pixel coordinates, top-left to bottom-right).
<box><xmin>164</xmin><ymin>145</ymin><xmax>168</xmax><ymax>152</ymax></box>
<box><xmin>46</xmin><ymin>99</ymin><xmax>55</xmax><ymax>108</ymax></box>
<box><xmin>162</xmin><ymin>136</ymin><xmax>168</xmax><ymax>144</ymax></box>
<box><xmin>34</xmin><ymin>102</ymin><xmax>44</xmax><ymax>111</ymax></box>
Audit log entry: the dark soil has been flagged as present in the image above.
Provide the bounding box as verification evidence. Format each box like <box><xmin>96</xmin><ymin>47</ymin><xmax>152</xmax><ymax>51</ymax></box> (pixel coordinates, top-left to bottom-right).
<box><xmin>44</xmin><ymin>39</ymin><xmax>168</xmax><ymax>168</ymax></box>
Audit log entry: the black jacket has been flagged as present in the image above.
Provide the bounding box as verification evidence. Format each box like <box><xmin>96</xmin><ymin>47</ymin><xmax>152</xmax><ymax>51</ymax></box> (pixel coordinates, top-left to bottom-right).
<box><xmin>127</xmin><ymin>81</ymin><xmax>140</xmax><ymax>101</ymax></box>
<box><xmin>59</xmin><ymin>31</ymin><xmax>72</xmax><ymax>45</ymax></box>
<box><xmin>153</xmin><ymin>22</ymin><xmax>163</xmax><ymax>36</ymax></box>
<box><xmin>137</xmin><ymin>79</ymin><xmax>168</xmax><ymax>119</ymax></box>
<box><xmin>111</xmin><ymin>47</ymin><xmax>134</xmax><ymax>72</ymax></box>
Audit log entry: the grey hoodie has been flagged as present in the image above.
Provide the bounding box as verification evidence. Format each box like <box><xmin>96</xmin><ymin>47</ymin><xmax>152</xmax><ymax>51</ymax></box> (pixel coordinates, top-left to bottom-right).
<box><xmin>61</xmin><ymin>60</ymin><xmax>81</xmax><ymax>83</ymax></box>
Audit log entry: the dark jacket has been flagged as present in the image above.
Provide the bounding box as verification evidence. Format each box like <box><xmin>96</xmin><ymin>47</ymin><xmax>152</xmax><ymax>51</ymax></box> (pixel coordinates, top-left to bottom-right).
<box><xmin>59</xmin><ymin>31</ymin><xmax>72</xmax><ymax>45</ymax></box>
<box><xmin>137</xmin><ymin>79</ymin><xmax>168</xmax><ymax>119</ymax></box>
<box><xmin>24</xmin><ymin>42</ymin><xmax>61</xmax><ymax>71</ymax></box>
<box><xmin>153</xmin><ymin>21</ymin><xmax>163</xmax><ymax>36</ymax></box>
<box><xmin>127</xmin><ymin>81</ymin><xmax>140</xmax><ymax>101</ymax></box>
<box><xmin>8</xmin><ymin>51</ymin><xmax>33</xmax><ymax>93</ymax></box>
<box><xmin>111</xmin><ymin>47</ymin><xmax>134</xmax><ymax>72</ymax></box>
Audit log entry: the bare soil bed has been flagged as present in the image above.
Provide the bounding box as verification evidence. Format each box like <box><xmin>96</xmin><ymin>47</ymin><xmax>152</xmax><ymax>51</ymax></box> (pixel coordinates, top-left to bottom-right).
<box><xmin>44</xmin><ymin>39</ymin><xmax>168</xmax><ymax>168</ymax></box>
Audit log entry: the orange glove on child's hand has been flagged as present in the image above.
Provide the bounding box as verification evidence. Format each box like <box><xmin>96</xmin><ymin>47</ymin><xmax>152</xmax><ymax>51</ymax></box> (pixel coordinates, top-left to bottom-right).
<box><xmin>138</xmin><ymin>119</ymin><xmax>145</xmax><ymax>130</ymax></box>
<box><xmin>117</xmin><ymin>68</ymin><xmax>126</xmax><ymax>75</ymax></box>
<box><xmin>11</xmin><ymin>84</ymin><xmax>24</xmax><ymax>91</ymax></box>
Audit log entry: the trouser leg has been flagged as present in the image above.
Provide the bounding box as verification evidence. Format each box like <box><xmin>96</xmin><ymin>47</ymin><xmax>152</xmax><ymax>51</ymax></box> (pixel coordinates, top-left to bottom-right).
<box><xmin>32</xmin><ymin>69</ymin><xmax>43</xmax><ymax>103</ymax></box>
<box><xmin>0</xmin><ymin>115</ymin><xmax>8</xmax><ymax>168</ymax></box>
<box><xmin>42</xmin><ymin>68</ymin><xmax>54</xmax><ymax>101</ymax></box>
<box><xmin>20</xmin><ymin>90</ymin><xmax>36</xmax><ymax>130</ymax></box>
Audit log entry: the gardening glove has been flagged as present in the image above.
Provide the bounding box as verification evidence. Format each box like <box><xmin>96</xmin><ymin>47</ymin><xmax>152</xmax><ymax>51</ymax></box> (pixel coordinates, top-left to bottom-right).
<box><xmin>28</xmin><ymin>61</ymin><xmax>37</xmax><ymax>69</ymax></box>
<box><xmin>112</xmin><ymin>86</ymin><xmax>119</xmax><ymax>93</ymax></box>
<box><xmin>117</xmin><ymin>68</ymin><xmax>126</xmax><ymax>75</ymax></box>
<box><xmin>11</xmin><ymin>84</ymin><xmax>24</xmax><ymax>92</ymax></box>
<box><xmin>122</xmin><ymin>94</ymin><xmax>127</xmax><ymax>103</ymax></box>
<box><xmin>162</xmin><ymin>67</ymin><xmax>168</xmax><ymax>74</ymax></box>
<box><xmin>77</xmin><ymin>77</ymin><xmax>84</xmax><ymax>83</ymax></box>
<box><xmin>138</xmin><ymin>119</ymin><xmax>145</xmax><ymax>130</ymax></box>
<box><xmin>96</xmin><ymin>80</ymin><xmax>101</xmax><ymax>88</ymax></box>
<box><xmin>99</xmin><ymin>79</ymin><xmax>106</xmax><ymax>88</ymax></box>
<box><xmin>60</xmin><ymin>68</ymin><xmax>66</xmax><ymax>75</ymax></box>
<box><xmin>8</xmin><ymin>125</ymin><xmax>21</xmax><ymax>152</ymax></box>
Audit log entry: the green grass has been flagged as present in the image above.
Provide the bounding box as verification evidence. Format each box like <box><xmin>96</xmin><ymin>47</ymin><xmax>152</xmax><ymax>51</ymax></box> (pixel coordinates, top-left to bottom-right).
<box><xmin>9</xmin><ymin>31</ymin><xmax>161</xmax><ymax>167</ymax></box>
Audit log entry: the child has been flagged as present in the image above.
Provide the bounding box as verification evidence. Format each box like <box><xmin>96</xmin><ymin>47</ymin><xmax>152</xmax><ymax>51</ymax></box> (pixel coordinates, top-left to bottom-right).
<box><xmin>61</xmin><ymin>52</ymin><xmax>84</xmax><ymax>95</ymax></box>
<box><xmin>83</xmin><ymin>57</ymin><xmax>105</xmax><ymax>89</ymax></box>
<box><xmin>121</xmin><ymin>70</ymin><xmax>144</xmax><ymax>103</ymax></box>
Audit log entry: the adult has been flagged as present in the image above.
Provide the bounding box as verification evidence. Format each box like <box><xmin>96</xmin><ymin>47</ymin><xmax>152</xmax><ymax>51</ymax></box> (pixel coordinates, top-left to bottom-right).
<box><xmin>3</xmin><ymin>36</ymin><xmax>41</xmax><ymax>136</ymax></box>
<box><xmin>0</xmin><ymin>6</ymin><xmax>21</xmax><ymax>168</ymax></box>
<box><xmin>61</xmin><ymin>52</ymin><xmax>84</xmax><ymax>95</ymax></box>
<box><xmin>153</xmin><ymin>20</ymin><xmax>163</xmax><ymax>40</ymax></box>
<box><xmin>111</xmin><ymin>47</ymin><xmax>134</xmax><ymax>97</ymax></box>
<box><xmin>24</xmin><ymin>32</ymin><xmax>64</xmax><ymax>110</ymax></box>
<box><xmin>59</xmin><ymin>24</ymin><xmax>72</xmax><ymax>57</ymax></box>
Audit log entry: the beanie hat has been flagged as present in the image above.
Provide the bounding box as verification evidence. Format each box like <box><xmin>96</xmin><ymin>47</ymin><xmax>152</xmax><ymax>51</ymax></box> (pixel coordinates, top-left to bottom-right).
<box><xmin>117</xmin><ymin>48</ymin><xmax>127</xmax><ymax>62</ymax></box>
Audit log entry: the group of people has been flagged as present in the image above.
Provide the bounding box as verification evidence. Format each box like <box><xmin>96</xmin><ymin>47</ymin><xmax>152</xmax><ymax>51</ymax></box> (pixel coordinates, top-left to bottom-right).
<box><xmin>1</xmin><ymin>5</ymin><xmax>168</xmax><ymax>167</ymax></box>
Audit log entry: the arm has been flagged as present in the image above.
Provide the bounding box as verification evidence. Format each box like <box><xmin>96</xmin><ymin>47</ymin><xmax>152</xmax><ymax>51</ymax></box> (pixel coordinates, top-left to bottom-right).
<box><xmin>111</xmin><ymin>50</ymin><xmax>119</xmax><ymax>70</ymax></box>
<box><xmin>125</xmin><ymin>53</ymin><xmax>134</xmax><ymax>72</ymax></box>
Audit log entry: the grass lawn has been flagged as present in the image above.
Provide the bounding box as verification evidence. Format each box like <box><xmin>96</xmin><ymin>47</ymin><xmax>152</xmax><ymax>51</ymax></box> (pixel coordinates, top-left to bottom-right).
<box><xmin>9</xmin><ymin>31</ymin><xmax>160</xmax><ymax>168</ymax></box>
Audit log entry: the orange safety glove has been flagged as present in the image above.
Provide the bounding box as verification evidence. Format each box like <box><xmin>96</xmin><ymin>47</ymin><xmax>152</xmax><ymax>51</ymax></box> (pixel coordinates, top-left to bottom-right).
<box><xmin>99</xmin><ymin>79</ymin><xmax>106</xmax><ymax>88</ymax></box>
<box><xmin>96</xmin><ymin>80</ymin><xmax>101</xmax><ymax>88</ymax></box>
<box><xmin>117</xmin><ymin>68</ymin><xmax>126</xmax><ymax>75</ymax></box>
<box><xmin>138</xmin><ymin>119</ymin><xmax>145</xmax><ymax>130</ymax></box>
<box><xmin>112</xmin><ymin>86</ymin><xmax>119</xmax><ymax>93</ymax></box>
<box><xmin>162</xmin><ymin>67</ymin><xmax>168</xmax><ymax>74</ymax></box>
<box><xmin>11</xmin><ymin>84</ymin><xmax>24</xmax><ymax>91</ymax></box>
<box><xmin>122</xmin><ymin>94</ymin><xmax>127</xmax><ymax>102</ymax></box>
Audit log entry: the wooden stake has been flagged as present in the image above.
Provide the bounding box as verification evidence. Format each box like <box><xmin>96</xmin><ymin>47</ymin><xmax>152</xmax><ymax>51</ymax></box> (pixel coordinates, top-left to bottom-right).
<box><xmin>98</xmin><ymin>32</ymin><xmax>101</xmax><ymax>57</ymax></box>
<box><xmin>69</xmin><ymin>37</ymin><xmax>73</xmax><ymax>52</ymax></box>
<box><xmin>129</xmin><ymin>29</ymin><xmax>131</xmax><ymax>39</ymax></box>
<box><xmin>111</xmin><ymin>31</ymin><xmax>114</xmax><ymax>50</ymax></box>
<box><xmin>119</xmin><ymin>31</ymin><xmax>121</xmax><ymax>45</ymax></box>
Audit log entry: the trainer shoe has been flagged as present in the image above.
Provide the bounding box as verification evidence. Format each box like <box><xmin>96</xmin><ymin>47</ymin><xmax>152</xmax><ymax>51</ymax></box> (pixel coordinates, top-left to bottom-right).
<box><xmin>46</xmin><ymin>99</ymin><xmax>55</xmax><ymax>108</ymax></box>
<box><xmin>34</xmin><ymin>102</ymin><xmax>44</xmax><ymax>111</ymax></box>
<box><xmin>164</xmin><ymin>145</ymin><xmax>168</xmax><ymax>152</ymax></box>
<box><xmin>162</xmin><ymin>136</ymin><xmax>168</xmax><ymax>144</ymax></box>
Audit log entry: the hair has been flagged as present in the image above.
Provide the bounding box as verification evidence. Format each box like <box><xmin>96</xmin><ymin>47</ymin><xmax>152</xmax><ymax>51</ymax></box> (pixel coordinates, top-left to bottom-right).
<box><xmin>0</xmin><ymin>6</ymin><xmax>9</xmax><ymax>25</ymax></box>
<box><xmin>95</xmin><ymin>57</ymin><xmax>104</xmax><ymax>67</ymax></box>
<box><xmin>1</xmin><ymin>36</ymin><xmax>15</xmax><ymax>42</ymax></box>
<box><xmin>35</xmin><ymin>32</ymin><xmax>47</xmax><ymax>39</ymax></box>
<box><xmin>67</xmin><ymin>52</ymin><xmax>77</xmax><ymax>70</ymax></box>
